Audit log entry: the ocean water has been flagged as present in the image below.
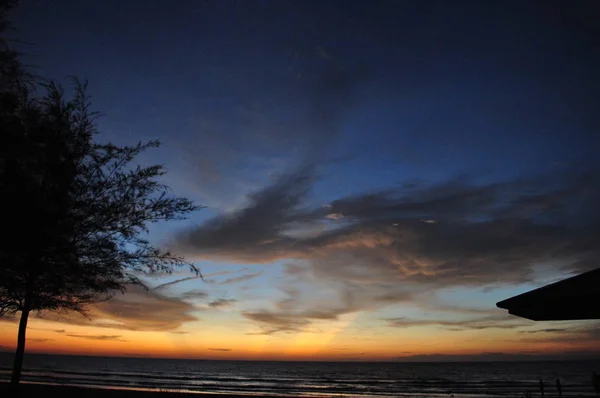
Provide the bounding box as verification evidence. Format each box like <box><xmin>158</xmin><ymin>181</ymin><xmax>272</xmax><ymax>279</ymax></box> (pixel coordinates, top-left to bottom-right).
<box><xmin>1</xmin><ymin>353</ymin><xmax>599</xmax><ymax>397</ymax></box>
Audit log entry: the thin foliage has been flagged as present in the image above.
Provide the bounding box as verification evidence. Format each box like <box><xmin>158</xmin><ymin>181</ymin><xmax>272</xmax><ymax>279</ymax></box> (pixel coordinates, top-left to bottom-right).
<box><xmin>1</xmin><ymin>79</ymin><xmax>200</xmax><ymax>317</ymax></box>
<box><xmin>0</xmin><ymin>4</ymin><xmax>200</xmax><ymax>388</ymax></box>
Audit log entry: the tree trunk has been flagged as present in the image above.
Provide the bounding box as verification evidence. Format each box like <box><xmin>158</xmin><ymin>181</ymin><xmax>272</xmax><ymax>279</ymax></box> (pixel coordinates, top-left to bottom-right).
<box><xmin>10</xmin><ymin>297</ymin><xmax>31</xmax><ymax>388</ymax></box>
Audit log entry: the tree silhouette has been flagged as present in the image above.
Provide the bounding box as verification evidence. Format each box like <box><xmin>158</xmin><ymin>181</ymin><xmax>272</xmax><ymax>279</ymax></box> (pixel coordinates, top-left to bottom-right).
<box><xmin>0</xmin><ymin>1</ymin><xmax>200</xmax><ymax>389</ymax></box>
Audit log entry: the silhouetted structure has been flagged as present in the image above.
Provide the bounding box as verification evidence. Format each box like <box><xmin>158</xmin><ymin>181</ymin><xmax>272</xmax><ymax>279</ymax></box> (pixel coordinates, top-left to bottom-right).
<box><xmin>556</xmin><ymin>378</ymin><xmax>562</xmax><ymax>398</ymax></box>
<box><xmin>496</xmin><ymin>268</ymin><xmax>600</xmax><ymax>321</ymax></box>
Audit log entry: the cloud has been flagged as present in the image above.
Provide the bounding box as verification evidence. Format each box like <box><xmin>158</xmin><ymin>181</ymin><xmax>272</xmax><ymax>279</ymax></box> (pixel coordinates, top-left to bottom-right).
<box><xmin>180</xmin><ymin>289</ymin><xmax>209</xmax><ymax>301</ymax></box>
<box><xmin>153</xmin><ymin>276</ymin><xmax>203</xmax><ymax>291</ymax></box>
<box><xmin>173</xmin><ymin>168</ymin><xmax>600</xmax><ymax>335</ymax></box>
<box><xmin>326</xmin><ymin>213</ymin><xmax>344</xmax><ymax>220</ymax></box>
<box><xmin>176</xmin><ymin>170</ymin><xmax>600</xmax><ymax>280</ymax></box>
<box><xmin>41</xmin><ymin>285</ymin><xmax>198</xmax><ymax>331</ymax></box>
<box><xmin>395</xmin><ymin>351</ymin><xmax>600</xmax><ymax>362</ymax></box>
<box><xmin>67</xmin><ymin>334</ymin><xmax>127</xmax><ymax>341</ymax></box>
<box><xmin>517</xmin><ymin>323</ymin><xmax>600</xmax><ymax>344</ymax></box>
<box><xmin>173</xmin><ymin>43</ymin><xmax>369</xmax><ymax>210</ymax></box>
<box><xmin>208</xmin><ymin>298</ymin><xmax>237</xmax><ymax>308</ymax></box>
<box><xmin>208</xmin><ymin>348</ymin><xmax>232</xmax><ymax>352</ymax></box>
<box><xmin>28</xmin><ymin>338</ymin><xmax>54</xmax><ymax>342</ymax></box>
<box><xmin>29</xmin><ymin>327</ymin><xmax>66</xmax><ymax>333</ymax></box>
<box><xmin>243</xmin><ymin>311</ymin><xmax>312</xmax><ymax>335</ymax></box>
<box><xmin>382</xmin><ymin>315</ymin><xmax>527</xmax><ymax>331</ymax></box>
<box><xmin>518</xmin><ymin>328</ymin><xmax>567</xmax><ymax>334</ymax></box>
<box><xmin>220</xmin><ymin>272</ymin><xmax>263</xmax><ymax>285</ymax></box>
<box><xmin>242</xmin><ymin>284</ymin><xmax>375</xmax><ymax>335</ymax></box>
<box><xmin>174</xmin><ymin>167</ymin><xmax>315</xmax><ymax>262</ymax></box>
<box><xmin>169</xmin><ymin>331</ymin><xmax>190</xmax><ymax>335</ymax></box>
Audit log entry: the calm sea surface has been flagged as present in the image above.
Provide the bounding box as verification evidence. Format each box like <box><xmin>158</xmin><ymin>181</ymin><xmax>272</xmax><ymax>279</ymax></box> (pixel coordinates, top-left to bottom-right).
<box><xmin>1</xmin><ymin>354</ymin><xmax>599</xmax><ymax>397</ymax></box>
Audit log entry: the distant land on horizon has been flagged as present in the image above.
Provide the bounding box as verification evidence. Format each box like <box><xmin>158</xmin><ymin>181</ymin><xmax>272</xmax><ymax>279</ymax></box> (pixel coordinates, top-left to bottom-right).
<box><xmin>2</xmin><ymin>351</ymin><xmax>600</xmax><ymax>363</ymax></box>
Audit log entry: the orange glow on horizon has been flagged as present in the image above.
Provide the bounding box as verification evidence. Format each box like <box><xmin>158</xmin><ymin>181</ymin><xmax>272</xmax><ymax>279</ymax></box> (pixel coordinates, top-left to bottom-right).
<box><xmin>1</xmin><ymin>317</ymin><xmax>597</xmax><ymax>362</ymax></box>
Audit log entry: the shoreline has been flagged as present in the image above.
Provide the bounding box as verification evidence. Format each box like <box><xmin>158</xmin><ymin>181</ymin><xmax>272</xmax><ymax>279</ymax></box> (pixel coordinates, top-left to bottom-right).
<box><xmin>1</xmin><ymin>382</ymin><xmax>596</xmax><ymax>398</ymax></box>
<box><xmin>0</xmin><ymin>382</ymin><xmax>297</xmax><ymax>398</ymax></box>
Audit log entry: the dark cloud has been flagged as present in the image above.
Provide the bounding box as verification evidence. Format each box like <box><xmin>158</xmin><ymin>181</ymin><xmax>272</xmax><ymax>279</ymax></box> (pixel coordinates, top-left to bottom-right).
<box><xmin>518</xmin><ymin>328</ymin><xmax>567</xmax><ymax>334</ymax></box>
<box><xmin>382</xmin><ymin>315</ymin><xmax>527</xmax><ymax>331</ymax></box>
<box><xmin>208</xmin><ymin>348</ymin><xmax>232</xmax><ymax>352</ymax></box>
<box><xmin>175</xmin><ymin>169</ymin><xmax>600</xmax><ymax>278</ymax></box>
<box><xmin>208</xmin><ymin>298</ymin><xmax>237</xmax><ymax>308</ymax></box>
<box><xmin>396</xmin><ymin>351</ymin><xmax>600</xmax><ymax>362</ymax></box>
<box><xmin>169</xmin><ymin>331</ymin><xmax>190</xmax><ymax>335</ymax></box>
<box><xmin>180</xmin><ymin>289</ymin><xmax>209</xmax><ymax>301</ymax></box>
<box><xmin>42</xmin><ymin>285</ymin><xmax>198</xmax><ymax>331</ymax></box>
<box><xmin>90</xmin><ymin>286</ymin><xmax>198</xmax><ymax>331</ymax></box>
<box><xmin>176</xmin><ymin>43</ymin><xmax>369</xmax><ymax>210</ymax></box>
<box><xmin>175</xmin><ymin>168</ymin><xmax>314</xmax><ymax>262</ymax></box>
<box><xmin>517</xmin><ymin>323</ymin><xmax>600</xmax><ymax>344</ymax></box>
<box><xmin>220</xmin><ymin>272</ymin><xmax>263</xmax><ymax>285</ymax></box>
<box><xmin>154</xmin><ymin>276</ymin><xmax>203</xmax><ymax>291</ymax></box>
<box><xmin>28</xmin><ymin>338</ymin><xmax>54</xmax><ymax>342</ymax></box>
<box><xmin>205</xmin><ymin>270</ymin><xmax>239</xmax><ymax>277</ymax></box>
<box><xmin>67</xmin><ymin>334</ymin><xmax>127</xmax><ymax>341</ymax></box>
<box><xmin>243</xmin><ymin>311</ymin><xmax>312</xmax><ymax>335</ymax></box>
<box><xmin>174</xmin><ymin>169</ymin><xmax>600</xmax><ymax>334</ymax></box>
<box><xmin>241</xmin><ymin>283</ymin><xmax>386</xmax><ymax>335</ymax></box>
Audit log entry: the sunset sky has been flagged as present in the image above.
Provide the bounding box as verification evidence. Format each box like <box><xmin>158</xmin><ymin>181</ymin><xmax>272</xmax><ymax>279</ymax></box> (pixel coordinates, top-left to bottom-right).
<box><xmin>1</xmin><ymin>0</ymin><xmax>599</xmax><ymax>361</ymax></box>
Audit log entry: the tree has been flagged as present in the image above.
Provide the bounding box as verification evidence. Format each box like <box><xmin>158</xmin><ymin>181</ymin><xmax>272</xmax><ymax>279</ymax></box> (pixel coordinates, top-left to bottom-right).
<box><xmin>0</xmin><ymin>2</ymin><xmax>200</xmax><ymax>389</ymax></box>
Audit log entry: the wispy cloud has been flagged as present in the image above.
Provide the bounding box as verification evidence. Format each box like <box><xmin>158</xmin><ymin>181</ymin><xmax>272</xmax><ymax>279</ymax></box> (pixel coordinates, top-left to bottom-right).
<box><xmin>180</xmin><ymin>289</ymin><xmax>209</xmax><ymax>301</ymax></box>
<box><xmin>173</xmin><ymin>45</ymin><xmax>369</xmax><ymax>210</ymax></box>
<box><xmin>154</xmin><ymin>276</ymin><xmax>203</xmax><ymax>291</ymax></box>
<box><xmin>220</xmin><ymin>272</ymin><xmax>263</xmax><ymax>285</ymax></box>
<box><xmin>67</xmin><ymin>334</ymin><xmax>127</xmax><ymax>341</ymax></box>
<box><xmin>243</xmin><ymin>311</ymin><xmax>312</xmax><ymax>335</ymax></box>
<box><xmin>208</xmin><ymin>348</ymin><xmax>232</xmax><ymax>352</ymax></box>
<box><xmin>29</xmin><ymin>327</ymin><xmax>66</xmax><ymax>333</ymax></box>
<box><xmin>42</xmin><ymin>285</ymin><xmax>198</xmax><ymax>332</ymax></box>
<box><xmin>516</xmin><ymin>323</ymin><xmax>600</xmax><ymax>344</ymax></box>
<box><xmin>208</xmin><ymin>299</ymin><xmax>237</xmax><ymax>308</ymax></box>
<box><xmin>518</xmin><ymin>328</ymin><xmax>567</xmax><ymax>334</ymax></box>
<box><xmin>382</xmin><ymin>315</ymin><xmax>526</xmax><ymax>331</ymax></box>
<box><xmin>395</xmin><ymin>351</ymin><xmax>600</xmax><ymax>362</ymax></box>
<box><xmin>242</xmin><ymin>290</ymin><xmax>367</xmax><ymax>335</ymax></box>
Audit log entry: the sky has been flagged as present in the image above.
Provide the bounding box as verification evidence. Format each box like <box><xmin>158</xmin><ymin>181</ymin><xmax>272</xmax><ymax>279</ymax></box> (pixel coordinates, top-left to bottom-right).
<box><xmin>1</xmin><ymin>0</ymin><xmax>600</xmax><ymax>361</ymax></box>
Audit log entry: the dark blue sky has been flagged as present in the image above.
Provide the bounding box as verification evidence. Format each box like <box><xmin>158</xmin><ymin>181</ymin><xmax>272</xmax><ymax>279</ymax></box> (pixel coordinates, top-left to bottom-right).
<box><xmin>14</xmin><ymin>1</ymin><xmax>599</xmax><ymax>194</ymax></box>
<box><xmin>8</xmin><ymin>0</ymin><xmax>600</xmax><ymax>356</ymax></box>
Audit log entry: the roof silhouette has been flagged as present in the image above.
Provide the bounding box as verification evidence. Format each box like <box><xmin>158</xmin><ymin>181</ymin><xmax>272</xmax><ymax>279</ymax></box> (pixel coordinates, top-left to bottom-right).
<box><xmin>496</xmin><ymin>268</ymin><xmax>600</xmax><ymax>321</ymax></box>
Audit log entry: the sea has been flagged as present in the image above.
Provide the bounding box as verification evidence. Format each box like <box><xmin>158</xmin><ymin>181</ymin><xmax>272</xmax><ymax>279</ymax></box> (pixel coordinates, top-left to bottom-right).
<box><xmin>1</xmin><ymin>353</ymin><xmax>599</xmax><ymax>397</ymax></box>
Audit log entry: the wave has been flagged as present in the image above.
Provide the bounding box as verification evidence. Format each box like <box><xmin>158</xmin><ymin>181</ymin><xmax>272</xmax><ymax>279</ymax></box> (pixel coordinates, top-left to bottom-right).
<box><xmin>1</xmin><ymin>355</ymin><xmax>598</xmax><ymax>397</ymax></box>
